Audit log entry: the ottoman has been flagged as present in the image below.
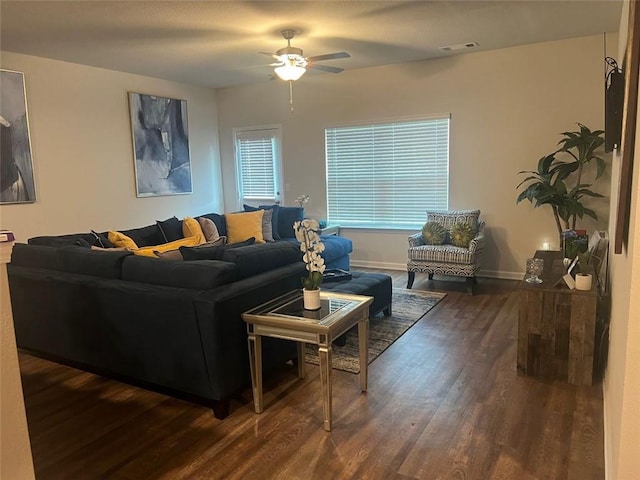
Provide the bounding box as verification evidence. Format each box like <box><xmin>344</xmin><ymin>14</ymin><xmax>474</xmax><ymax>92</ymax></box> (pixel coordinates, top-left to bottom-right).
<box><xmin>321</xmin><ymin>271</ymin><xmax>392</xmax><ymax>317</ymax></box>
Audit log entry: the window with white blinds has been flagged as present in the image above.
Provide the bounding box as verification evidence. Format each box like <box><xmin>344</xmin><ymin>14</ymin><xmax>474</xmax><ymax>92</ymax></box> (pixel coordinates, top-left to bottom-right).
<box><xmin>234</xmin><ymin>126</ymin><xmax>281</xmax><ymax>203</ymax></box>
<box><xmin>325</xmin><ymin>116</ymin><xmax>449</xmax><ymax>229</ymax></box>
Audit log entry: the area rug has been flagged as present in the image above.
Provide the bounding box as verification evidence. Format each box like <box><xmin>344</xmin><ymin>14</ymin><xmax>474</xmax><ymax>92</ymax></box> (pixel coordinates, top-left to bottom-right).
<box><xmin>305</xmin><ymin>289</ymin><xmax>447</xmax><ymax>373</ymax></box>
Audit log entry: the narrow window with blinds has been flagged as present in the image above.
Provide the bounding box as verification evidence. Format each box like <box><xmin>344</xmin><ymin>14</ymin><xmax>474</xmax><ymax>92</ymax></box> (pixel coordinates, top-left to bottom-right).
<box><xmin>234</xmin><ymin>126</ymin><xmax>282</xmax><ymax>203</ymax></box>
<box><xmin>325</xmin><ymin>116</ymin><xmax>449</xmax><ymax>229</ymax></box>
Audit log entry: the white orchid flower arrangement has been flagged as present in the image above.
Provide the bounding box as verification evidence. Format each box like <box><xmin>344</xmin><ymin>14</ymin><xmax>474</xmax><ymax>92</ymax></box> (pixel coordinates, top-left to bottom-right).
<box><xmin>294</xmin><ymin>194</ymin><xmax>310</xmax><ymax>207</ymax></box>
<box><xmin>293</xmin><ymin>218</ymin><xmax>326</xmax><ymax>290</ymax></box>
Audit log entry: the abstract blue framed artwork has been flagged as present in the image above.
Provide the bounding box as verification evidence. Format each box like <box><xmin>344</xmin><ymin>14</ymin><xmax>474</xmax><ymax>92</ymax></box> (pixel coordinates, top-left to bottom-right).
<box><xmin>0</xmin><ymin>69</ymin><xmax>36</xmax><ymax>204</ymax></box>
<box><xmin>128</xmin><ymin>92</ymin><xmax>192</xmax><ymax>197</ymax></box>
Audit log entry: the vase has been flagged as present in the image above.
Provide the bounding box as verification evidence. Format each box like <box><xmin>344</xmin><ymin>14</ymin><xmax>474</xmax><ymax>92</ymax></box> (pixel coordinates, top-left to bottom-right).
<box><xmin>303</xmin><ymin>288</ymin><xmax>321</xmax><ymax>310</ymax></box>
<box><xmin>575</xmin><ymin>273</ymin><xmax>593</xmax><ymax>291</ymax></box>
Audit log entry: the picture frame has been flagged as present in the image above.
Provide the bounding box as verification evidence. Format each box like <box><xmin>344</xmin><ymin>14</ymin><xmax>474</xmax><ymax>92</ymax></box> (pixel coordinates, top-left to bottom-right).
<box><xmin>0</xmin><ymin>69</ymin><xmax>36</xmax><ymax>204</ymax></box>
<box><xmin>614</xmin><ymin>1</ymin><xmax>640</xmax><ymax>254</ymax></box>
<box><xmin>128</xmin><ymin>92</ymin><xmax>192</xmax><ymax>197</ymax></box>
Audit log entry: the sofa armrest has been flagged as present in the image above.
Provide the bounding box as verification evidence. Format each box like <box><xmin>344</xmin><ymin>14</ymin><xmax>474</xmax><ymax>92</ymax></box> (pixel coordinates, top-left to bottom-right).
<box><xmin>408</xmin><ymin>232</ymin><xmax>425</xmax><ymax>248</ymax></box>
<box><xmin>468</xmin><ymin>221</ymin><xmax>486</xmax><ymax>254</ymax></box>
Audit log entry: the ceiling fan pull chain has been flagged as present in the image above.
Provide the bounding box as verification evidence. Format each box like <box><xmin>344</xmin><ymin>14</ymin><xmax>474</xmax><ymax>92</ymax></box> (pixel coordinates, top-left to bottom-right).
<box><xmin>289</xmin><ymin>80</ymin><xmax>295</xmax><ymax>112</ymax></box>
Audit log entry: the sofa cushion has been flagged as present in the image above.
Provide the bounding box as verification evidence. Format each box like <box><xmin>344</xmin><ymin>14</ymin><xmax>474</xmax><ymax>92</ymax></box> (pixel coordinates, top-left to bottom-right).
<box><xmin>157</xmin><ymin>217</ymin><xmax>183</xmax><ymax>242</ymax></box>
<box><xmin>449</xmin><ymin>222</ymin><xmax>475</xmax><ymax>248</ymax></box>
<box><xmin>154</xmin><ymin>237</ymin><xmax>227</xmax><ymax>261</ymax></box>
<box><xmin>260</xmin><ymin>208</ymin><xmax>274</xmax><ymax>242</ymax></box>
<box><xmin>121</xmin><ymin>256</ymin><xmax>236</xmax><ymax>290</ymax></box>
<box><xmin>197</xmin><ymin>217</ymin><xmax>221</xmax><ymax>242</ymax></box>
<box><xmin>108</xmin><ymin>230</ymin><xmax>139</xmax><ymax>250</ymax></box>
<box><xmin>182</xmin><ymin>217</ymin><xmax>206</xmax><ymax>243</ymax></box>
<box><xmin>422</xmin><ymin>221</ymin><xmax>447</xmax><ymax>245</ymax></box>
<box><xmin>133</xmin><ymin>234</ymin><xmax>205</xmax><ymax>257</ymax></box>
<box><xmin>11</xmin><ymin>244</ymin><xmax>131</xmax><ymax>279</ymax></box>
<box><xmin>198</xmin><ymin>212</ymin><xmax>227</xmax><ymax>237</ymax></box>
<box><xmin>277</xmin><ymin>206</ymin><xmax>304</xmax><ymax>239</ymax></box>
<box><xmin>221</xmin><ymin>242</ymin><xmax>301</xmax><ymax>280</ymax></box>
<box><xmin>28</xmin><ymin>232</ymin><xmax>97</xmax><ymax>247</ymax></box>
<box><xmin>119</xmin><ymin>224</ymin><xmax>165</xmax><ymax>247</ymax></box>
<box><xmin>56</xmin><ymin>246</ymin><xmax>132</xmax><ymax>278</ymax></box>
<box><xmin>261</xmin><ymin>205</ymin><xmax>281</xmax><ymax>240</ymax></box>
<box><xmin>427</xmin><ymin>210</ymin><xmax>480</xmax><ymax>232</ymax></box>
<box><xmin>244</xmin><ymin>204</ymin><xmax>276</xmax><ymax>242</ymax></box>
<box><xmin>179</xmin><ymin>237</ymin><xmax>255</xmax><ymax>261</ymax></box>
<box><xmin>225</xmin><ymin>211</ymin><xmax>265</xmax><ymax>244</ymax></box>
<box><xmin>11</xmin><ymin>243</ymin><xmax>62</xmax><ymax>270</ymax></box>
<box><xmin>408</xmin><ymin>244</ymin><xmax>474</xmax><ymax>264</ymax></box>
<box><xmin>280</xmin><ymin>235</ymin><xmax>352</xmax><ymax>265</ymax></box>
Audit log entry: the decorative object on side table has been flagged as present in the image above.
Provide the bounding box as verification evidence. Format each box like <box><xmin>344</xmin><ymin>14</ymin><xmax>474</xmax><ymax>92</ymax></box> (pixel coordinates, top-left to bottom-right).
<box><xmin>562</xmin><ymin>229</ymin><xmax>589</xmax><ymax>259</ymax></box>
<box><xmin>525</xmin><ymin>257</ymin><xmax>544</xmax><ymax>284</ymax></box>
<box><xmin>293</xmin><ymin>218</ymin><xmax>325</xmax><ymax>310</ymax></box>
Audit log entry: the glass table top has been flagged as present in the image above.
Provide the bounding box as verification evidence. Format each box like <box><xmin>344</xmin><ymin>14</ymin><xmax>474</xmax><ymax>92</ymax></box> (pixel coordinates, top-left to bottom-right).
<box><xmin>244</xmin><ymin>290</ymin><xmax>368</xmax><ymax>326</ymax></box>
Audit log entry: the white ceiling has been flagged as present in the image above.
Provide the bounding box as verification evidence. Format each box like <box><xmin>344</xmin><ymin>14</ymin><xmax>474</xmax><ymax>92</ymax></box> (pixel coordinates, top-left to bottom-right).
<box><xmin>0</xmin><ymin>1</ymin><xmax>623</xmax><ymax>89</ymax></box>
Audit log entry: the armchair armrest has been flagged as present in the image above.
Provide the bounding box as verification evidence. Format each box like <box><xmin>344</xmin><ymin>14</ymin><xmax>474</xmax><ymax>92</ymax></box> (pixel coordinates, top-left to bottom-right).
<box><xmin>408</xmin><ymin>232</ymin><xmax>425</xmax><ymax>248</ymax></box>
<box><xmin>468</xmin><ymin>221</ymin><xmax>486</xmax><ymax>254</ymax></box>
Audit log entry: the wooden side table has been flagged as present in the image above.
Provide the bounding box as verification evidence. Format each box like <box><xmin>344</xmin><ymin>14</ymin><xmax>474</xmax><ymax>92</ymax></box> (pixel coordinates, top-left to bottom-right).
<box><xmin>517</xmin><ymin>250</ymin><xmax>598</xmax><ymax>385</ymax></box>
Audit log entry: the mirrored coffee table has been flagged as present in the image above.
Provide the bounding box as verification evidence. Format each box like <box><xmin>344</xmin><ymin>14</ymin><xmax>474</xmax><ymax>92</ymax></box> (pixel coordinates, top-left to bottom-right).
<box><xmin>241</xmin><ymin>290</ymin><xmax>373</xmax><ymax>431</ymax></box>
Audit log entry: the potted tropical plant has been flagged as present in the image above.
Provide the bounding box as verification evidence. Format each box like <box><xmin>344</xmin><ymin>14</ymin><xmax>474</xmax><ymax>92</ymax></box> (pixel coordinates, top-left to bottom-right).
<box><xmin>516</xmin><ymin>123</ymin><xmax>606</xmax><ymax>247</ymax></box>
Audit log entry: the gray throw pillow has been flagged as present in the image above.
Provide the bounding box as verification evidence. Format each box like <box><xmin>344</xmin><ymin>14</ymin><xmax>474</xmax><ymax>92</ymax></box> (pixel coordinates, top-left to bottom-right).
<box><xmin>262</xmin><ymin>208</ymin><xmax>274</xmax><ymax>242</ymax></box>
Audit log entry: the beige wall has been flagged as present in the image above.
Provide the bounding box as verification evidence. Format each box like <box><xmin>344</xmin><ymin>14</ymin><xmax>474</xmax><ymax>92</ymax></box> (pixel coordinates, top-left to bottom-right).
<box><xmin>216</xmin><ymin>34</ymin><xmax>612</xmax><ymax>278</ymax></box>
<box><xmin>0</xmin><ymin>52</ymin><xmax>224</xmax><ymax>243</ymax></box>
<box><xmin>603</xmin><ymin>2</ymin><xmax>640</xmax><ymax>478</ymax></box>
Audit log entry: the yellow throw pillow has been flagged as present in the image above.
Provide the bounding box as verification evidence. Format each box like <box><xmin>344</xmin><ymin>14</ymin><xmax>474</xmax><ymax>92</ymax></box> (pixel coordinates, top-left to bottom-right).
<box><xmin>225</xmin><ymin>210</ymin><xmax>265</xmax><ymax>244</ymax></box>
<box><xmin>182</xmin><ymin>217</ymin><xmax>206</xmax><ymax>245</ymax></box>
<box><xmin>108</xmin><ymin>231</ymin><xmax>139</xmax><ymax>250</ymax></box>
<box><xmin>133</xmin><ymin>235</ymin><xmax>203</xmax><ymax>257</ymax></box>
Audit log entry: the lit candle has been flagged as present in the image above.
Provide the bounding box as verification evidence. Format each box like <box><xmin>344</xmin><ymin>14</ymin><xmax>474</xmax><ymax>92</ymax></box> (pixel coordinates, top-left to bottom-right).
<box><xmin>542</xmin><ymin>242</ymin><xmax>551</xmax><ymax>251</ymax></box>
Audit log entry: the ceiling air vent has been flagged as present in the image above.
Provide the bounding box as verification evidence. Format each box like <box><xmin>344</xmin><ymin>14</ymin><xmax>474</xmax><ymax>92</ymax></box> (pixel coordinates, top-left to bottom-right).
<box><xmin>440</xmin><ymin>41</ymin><xmax>479</xmax><ymax>52</ymax></box>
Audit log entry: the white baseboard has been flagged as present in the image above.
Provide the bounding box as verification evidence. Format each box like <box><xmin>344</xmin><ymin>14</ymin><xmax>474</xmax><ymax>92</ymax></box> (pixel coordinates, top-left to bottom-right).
<box><xmin>350</xmin><ymin>260</ymin><xmax>406</xmax><ymax>271</ymax></box>
<box><xmin>350</xmin><ymin>260</ymin><xmax>523</xmax><ymax>281</ymax></box>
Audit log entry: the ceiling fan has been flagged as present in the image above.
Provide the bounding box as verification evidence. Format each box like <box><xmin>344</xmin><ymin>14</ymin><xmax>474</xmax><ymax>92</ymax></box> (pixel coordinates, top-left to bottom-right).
<box><xmin>260</xmin><ymin>29</ymin><xmax>350</xmax><ymax>81</ymax></box>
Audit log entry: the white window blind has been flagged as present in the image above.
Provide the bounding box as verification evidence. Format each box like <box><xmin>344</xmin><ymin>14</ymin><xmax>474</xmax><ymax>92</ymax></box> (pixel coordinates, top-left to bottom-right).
<box><xmin>235</xmin><ymin>127</ymin><xmax>280</xmax><ymax>202</ymax></box>
<box><xmin>325</xmin><ymin>116</ymin><xmax>449</xmax><ymax>229</ymax></box>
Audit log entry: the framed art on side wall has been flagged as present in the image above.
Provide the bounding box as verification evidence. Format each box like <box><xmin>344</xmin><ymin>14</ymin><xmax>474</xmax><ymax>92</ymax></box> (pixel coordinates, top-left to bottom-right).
<box><xmin>129</xmin><ymin>92</ymin><xmax>192</xmax><ymax>197</ymax></box>
<box><xmin>0</xmin><ymin>69</ymin><xmax>36</xmax><ymax>204</ymax></box>
<box><xmin>615</xmin><ymin>1</ymin><xmax>640</xmax><ymax>254</ymax></box>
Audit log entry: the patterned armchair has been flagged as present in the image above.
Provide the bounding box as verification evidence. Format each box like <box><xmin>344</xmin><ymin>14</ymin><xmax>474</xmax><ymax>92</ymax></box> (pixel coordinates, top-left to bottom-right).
<box><xmin>407</xmin><ymin>209</ymin><xmax>485</xmax><ymax>295</ymax></box>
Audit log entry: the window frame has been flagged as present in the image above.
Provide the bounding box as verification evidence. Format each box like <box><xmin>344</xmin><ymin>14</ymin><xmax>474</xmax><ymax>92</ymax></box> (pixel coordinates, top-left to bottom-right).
<box><xmin>233</xmin><ymin>124</ymin><xmax>283</xmax><ymax>205</ymax></box>
<box><xmin>325</xmin><ymin>114</ymin><xmax>450</xmax><ymax>230</ymax></box>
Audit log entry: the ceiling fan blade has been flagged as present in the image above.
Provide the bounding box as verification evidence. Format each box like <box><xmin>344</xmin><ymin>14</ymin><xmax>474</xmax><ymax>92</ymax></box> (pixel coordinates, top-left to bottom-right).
<box><xmin>258</xmin><ymin>51</ymin><xmax>279</xmax><ymax>59</ymax></box>
<box><xmin>306</xmin><ymin>52</ymin><xmax>351</xmax><ymax>62</ymax></box>
<box><xmin>308</xmin><ymin>64</ymin><xmax>344</xmax><ymax>74</ymax></box>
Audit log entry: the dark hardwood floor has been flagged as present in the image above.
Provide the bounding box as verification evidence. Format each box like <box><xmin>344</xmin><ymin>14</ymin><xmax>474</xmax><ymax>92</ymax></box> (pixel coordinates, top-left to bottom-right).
<box><xmin>18</xmin><ymin>270</ymin><xmax>604</xmax><ymax>479</ymax></box>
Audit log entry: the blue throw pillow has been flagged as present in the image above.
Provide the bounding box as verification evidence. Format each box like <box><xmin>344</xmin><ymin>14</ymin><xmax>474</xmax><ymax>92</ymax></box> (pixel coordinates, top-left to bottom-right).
<box><xmin>277</xmin><ymin>206</ymin><xmax>304</xmax><ymax>239</ymax></box>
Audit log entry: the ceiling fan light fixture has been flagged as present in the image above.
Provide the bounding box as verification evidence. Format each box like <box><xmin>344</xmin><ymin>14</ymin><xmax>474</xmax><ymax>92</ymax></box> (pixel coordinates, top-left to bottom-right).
<box><xmin>274</xmin><ymin>64</ymin><xmax>306</xmax><ymax>81</ymax></box>
<box><xmin>274</xmin><ymin>55</ymin><xmax>307</xmax><ymax>81</ymax></box>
